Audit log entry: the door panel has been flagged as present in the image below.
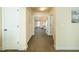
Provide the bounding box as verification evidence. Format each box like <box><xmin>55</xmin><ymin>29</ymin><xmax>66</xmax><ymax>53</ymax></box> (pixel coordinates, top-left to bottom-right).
<box><xmin>2</xmin><ymin>8</ymin><xmax>20</xmax><ymax>50</ymax></box>
<box><xmin>46</xmin><ymin>16</ymin><xmax>51</xmax><ymax>35</ymax></box>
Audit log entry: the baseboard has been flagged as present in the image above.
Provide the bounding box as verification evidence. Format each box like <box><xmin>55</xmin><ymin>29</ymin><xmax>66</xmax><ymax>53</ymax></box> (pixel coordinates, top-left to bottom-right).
<box><xmin>0</xmin><ymin>46</ymin><xmax>28</xmax><ymax>52</ymax></box>
<box><xmin>27</xmin><ymin>35</ymin><xmax>34</xmax><ymax>43</ymax></box>
<box><xmin>55</xmin><ymin>50</ymin><xmax>79</xmax><ymax>52</ymax></box>
<box><xmin>0</xmin><ymin>49</ymin><xmax>27</xmax><ymax>52</ymax></box>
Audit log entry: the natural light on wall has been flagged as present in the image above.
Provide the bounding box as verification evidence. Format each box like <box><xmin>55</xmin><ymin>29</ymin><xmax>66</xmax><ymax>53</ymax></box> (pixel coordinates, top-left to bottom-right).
<box><xmin>36</xmin><ymin>21</ymin><xmax>40</xmax><ymax>27</ymax></box>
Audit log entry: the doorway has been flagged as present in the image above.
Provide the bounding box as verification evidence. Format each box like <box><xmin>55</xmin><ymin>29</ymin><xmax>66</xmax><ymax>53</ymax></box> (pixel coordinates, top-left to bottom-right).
<box><xmin>27</xmin><ymin>7</ymin><xmax>55</xmax><ymax>52</ymax></box>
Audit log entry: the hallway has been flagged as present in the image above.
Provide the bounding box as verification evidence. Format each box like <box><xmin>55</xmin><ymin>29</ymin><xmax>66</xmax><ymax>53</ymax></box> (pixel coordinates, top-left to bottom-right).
<box><xmin>27</xmin><ymin>27</ymin><xmax>55</xmax><ymax>52</ymax></box>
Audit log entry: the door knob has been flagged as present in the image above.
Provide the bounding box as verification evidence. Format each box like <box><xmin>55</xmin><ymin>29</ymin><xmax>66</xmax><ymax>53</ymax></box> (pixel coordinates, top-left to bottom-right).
<box><xmin>4</xmin><ymin>29</ymin><xmax>7</xmax><ymax>31</ymax></box>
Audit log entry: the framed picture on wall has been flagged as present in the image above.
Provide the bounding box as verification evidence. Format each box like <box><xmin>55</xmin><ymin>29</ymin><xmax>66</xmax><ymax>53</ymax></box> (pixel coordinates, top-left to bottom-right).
<box><xmin>72</xmin><ymin>9</ymin><xmax>79</xmax><ymax>23</ymax></box>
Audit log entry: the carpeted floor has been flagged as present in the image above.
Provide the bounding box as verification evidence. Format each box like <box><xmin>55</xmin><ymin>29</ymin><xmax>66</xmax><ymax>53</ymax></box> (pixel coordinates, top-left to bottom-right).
<box><xmin>27</xmin><ymin>27</ymin><xmax>55</xmax><ymax>52</ymax></box>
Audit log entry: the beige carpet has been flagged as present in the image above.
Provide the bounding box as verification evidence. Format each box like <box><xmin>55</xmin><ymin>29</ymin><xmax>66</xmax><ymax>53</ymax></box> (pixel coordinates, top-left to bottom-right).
<box><xmin>27</xmin><ymin>27</ymin><xmax>55</xmax><ymax>52</ymax></box>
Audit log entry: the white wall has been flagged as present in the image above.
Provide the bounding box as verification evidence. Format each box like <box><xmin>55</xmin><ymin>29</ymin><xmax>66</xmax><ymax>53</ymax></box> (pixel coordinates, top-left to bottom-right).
<box><xmin>56</xmin><ymin>7</ymin><xmax>79</xmax><ymax>50</ymax></box>
<box><xmin>50</xmin><ymin>15</ymin><xmax>55</xmax><ymax>36</ymax></box>
<box><xmin>2</xmin><ymin>7</ymin><xmax>27</xmax><ymax>50</ymax></box>
<box><xmin>48</xmin><ymin>8</ymin><xmax>56</xmax><ymax>37</ymax></box>
<box><xmin>17</xmin><ymin>8</ymin><xmax>27</xmax><ymax>50</ymax></box>
<box><xmin>26</xmin><ymin>8</ymin><xmax>33</xmax><ymax>43</ymax></box>
<box><xmin>0</xmin><ymin>8</ymin><xmax>2</xmax><ymax>50</ymax></box>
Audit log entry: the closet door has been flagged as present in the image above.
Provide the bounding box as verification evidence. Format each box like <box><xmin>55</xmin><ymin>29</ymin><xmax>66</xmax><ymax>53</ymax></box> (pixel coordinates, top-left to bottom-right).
<box><xmin>2</xmin><ymin>8</ymin><xmax>20</xmax><ymax>50</ymax></box>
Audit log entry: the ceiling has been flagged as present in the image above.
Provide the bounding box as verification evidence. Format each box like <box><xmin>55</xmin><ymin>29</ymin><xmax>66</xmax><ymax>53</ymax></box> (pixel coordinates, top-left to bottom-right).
<box><xmin>31</xmin><ymin>7</ymin><xmax>52</xmax><ymax>12</ymax></box>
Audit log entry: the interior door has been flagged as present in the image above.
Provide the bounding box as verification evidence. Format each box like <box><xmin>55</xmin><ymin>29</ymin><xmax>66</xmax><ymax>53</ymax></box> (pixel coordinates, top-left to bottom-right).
<box><xmin>46</xmin><ymin>16</ymin><xmax>51</xmax><ymax>35</ymax></box>
<box><xmin>2</xmin><ymin>8</ymin><xmax>20</xmax><ymax>50</ymax></box>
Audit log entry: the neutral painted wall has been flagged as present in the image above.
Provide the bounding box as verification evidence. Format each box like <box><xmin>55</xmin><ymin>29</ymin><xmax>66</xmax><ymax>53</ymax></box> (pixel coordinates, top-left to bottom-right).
<box><xmin>0</xmin><ymin>8</ymin><xmax>2</xmax><ymax>50</ymax></box>
<box><xmin>48</xmin><ymin>8</ymin><xmax>56</xmax><ymax>48</ymax></box>
<box><xmin>26</xmin><ymin>8</ymin><xmax>33</xmax><ymax>43</ymax></box>
<box><xmin>17</xmin><ymin>8</ymin><xmax>27</xmax><ymax>50</ymax></box>
<box><xmin>56</xmin><ymin>7</ymin><xmax>79</xmax><ymax>50</ymax></box>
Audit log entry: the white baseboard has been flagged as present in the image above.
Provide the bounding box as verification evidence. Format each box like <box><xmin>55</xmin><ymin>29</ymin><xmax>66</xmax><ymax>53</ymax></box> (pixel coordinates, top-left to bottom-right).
<box><xmin>56</xmin><ymin>47</ymin><xmax>79</xmax><ymax>50</ymax></box>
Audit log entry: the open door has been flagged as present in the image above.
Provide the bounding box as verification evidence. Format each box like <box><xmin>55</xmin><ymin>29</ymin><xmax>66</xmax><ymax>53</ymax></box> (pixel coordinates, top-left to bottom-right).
<box><xmin>46</xmin><ymin>16</ymin><xmax>51</xmax><ymax>35</ymax></box>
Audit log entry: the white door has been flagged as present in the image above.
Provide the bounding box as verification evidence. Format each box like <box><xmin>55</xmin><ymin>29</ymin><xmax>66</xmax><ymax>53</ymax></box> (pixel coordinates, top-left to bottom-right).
<box><xmin>46</xmin><ymin>16</ymin><xmax>51</xmax><ymax>35</ymax></box>
<box><xmin>2</xmin><ymin>8</ymin><xmax>20</xmax><ymax>50</ymax></box>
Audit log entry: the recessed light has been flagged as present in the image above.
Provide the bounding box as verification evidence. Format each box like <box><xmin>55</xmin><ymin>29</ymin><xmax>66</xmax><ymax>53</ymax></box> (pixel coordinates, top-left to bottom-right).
<box><xmin>39</xmin><ymin>7</ymin><xmax>47</xmax><ymax>11</ymax></box>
